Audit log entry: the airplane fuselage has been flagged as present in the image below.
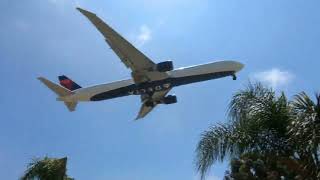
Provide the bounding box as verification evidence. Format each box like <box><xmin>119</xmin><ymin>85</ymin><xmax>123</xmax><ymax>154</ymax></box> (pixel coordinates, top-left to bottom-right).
<box><xmin>62</xmin><ymin>61</ymin><xmax>243</xmax><ymax>102</ymax></box>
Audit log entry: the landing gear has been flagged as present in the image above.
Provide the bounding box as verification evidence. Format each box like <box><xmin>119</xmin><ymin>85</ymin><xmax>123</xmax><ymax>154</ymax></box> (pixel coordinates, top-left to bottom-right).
<box><xmin>232</xmin><ymin>74</ymin><xmax>237</xmax><ymax>80</ymax></box>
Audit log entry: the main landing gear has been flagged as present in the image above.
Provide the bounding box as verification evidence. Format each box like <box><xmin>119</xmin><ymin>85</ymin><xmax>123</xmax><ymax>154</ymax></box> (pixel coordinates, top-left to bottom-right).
<box><xmin>232</xmin><ymin>74</ymin><xmax>237</xmax><ymax>80</ymax></box>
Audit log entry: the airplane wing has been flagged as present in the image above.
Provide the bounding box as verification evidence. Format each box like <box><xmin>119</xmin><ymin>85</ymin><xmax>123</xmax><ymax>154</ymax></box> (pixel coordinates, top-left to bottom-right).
<box><xmin>135</xmin><ymin>89</ymin><xmax>171</xmax><ymax>120</ymax></box>
<box><xmin>77</xmin><ymin>8</ymin><xmax>168</xmax><ymax>83</ymax></box>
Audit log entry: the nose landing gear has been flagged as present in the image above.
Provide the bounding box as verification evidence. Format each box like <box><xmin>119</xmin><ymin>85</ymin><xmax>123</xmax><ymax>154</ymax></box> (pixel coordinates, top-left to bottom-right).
<box><xmin>232</xmin><ymin>74</ymin><xmax>237</xmax><ymax>80</ymax></box>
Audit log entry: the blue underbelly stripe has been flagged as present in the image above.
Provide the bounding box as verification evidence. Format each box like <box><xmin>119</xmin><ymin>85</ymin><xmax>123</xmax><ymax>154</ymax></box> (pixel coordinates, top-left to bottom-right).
<box><xmin>90</xmin><ymin>71</ymin><xmax>234</xmax><ymax>101</ymax></box>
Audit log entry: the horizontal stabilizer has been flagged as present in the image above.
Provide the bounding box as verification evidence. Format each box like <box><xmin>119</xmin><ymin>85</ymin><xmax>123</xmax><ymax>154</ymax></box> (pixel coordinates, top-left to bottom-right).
<box><xmin>38</xmin><ymin>77</ymin><xmax>78</xmax><ymax>112</ymax></box>
<box><xmin>38</xmin><ymin>77</ymin><xmax>72</xmax><ymax>97</ymax></box>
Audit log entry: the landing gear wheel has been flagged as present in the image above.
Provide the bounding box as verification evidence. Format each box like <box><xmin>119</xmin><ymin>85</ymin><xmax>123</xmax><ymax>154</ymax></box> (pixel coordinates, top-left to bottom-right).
<box><xmin>232</xmin><ymin>74</ymin><xmax>237</xmax><ymax>80</ymax></box>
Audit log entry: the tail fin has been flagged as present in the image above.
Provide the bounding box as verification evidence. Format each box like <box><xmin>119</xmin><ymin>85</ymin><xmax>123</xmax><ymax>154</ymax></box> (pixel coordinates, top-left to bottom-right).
<box><xmin>38</xmin><ymin>77</ymin><xmax>78</xmax><ymax>112</ymax></box>
<box><xmin>58</xmin><ymin>75</ymin><xmax>82</xmax><ymax>91</ymax></box>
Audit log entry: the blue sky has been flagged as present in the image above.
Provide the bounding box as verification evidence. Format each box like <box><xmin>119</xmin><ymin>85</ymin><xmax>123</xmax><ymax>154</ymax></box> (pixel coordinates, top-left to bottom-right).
<box><xmin>0</xmin><ymin>0</ymin><xmax>319</xmax><ymax>179</ymax></box>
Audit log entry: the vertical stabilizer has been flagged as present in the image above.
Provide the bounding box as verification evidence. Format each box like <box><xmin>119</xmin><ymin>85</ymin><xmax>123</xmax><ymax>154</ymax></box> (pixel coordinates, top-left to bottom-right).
<box><xmin>58</xmin><ymin>75</ymin><xmax>82</xmax><ymax>91</ymax></box>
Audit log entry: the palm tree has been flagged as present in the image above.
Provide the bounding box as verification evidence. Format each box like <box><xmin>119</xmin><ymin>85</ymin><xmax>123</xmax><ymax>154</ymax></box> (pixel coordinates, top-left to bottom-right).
<box><xmin>195</xmin><ymin>83</ymin><xmax>319</xmax><ymax>179</ymax></box>
<box><xmin>21</xmin><ymin>156</ymin><xmax>74</xmax><ymax>180</ymax></box>
<box><xmin>289</xmin><ymin>92</ymin><xmax>320</xmax><ymax>178</ymax></box>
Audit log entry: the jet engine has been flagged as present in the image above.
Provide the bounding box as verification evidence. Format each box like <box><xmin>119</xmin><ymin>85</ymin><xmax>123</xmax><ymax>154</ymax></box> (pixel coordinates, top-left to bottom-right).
<box><xmin>162</xmin><ymin>95</ymin><xmax>177</xmax><ymax>104</ymax></box>
<box><xmin>156</xmin><ymin>61</ymin><xmax>174</xmax><ymax>72</ymax></box>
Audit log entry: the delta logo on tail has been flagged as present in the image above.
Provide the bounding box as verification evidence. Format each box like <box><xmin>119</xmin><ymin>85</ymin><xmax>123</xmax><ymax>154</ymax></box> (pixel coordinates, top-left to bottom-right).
<box><xmin>58</xmin><ymin>75</ymin><xmax>81</xmax><ymax>91</ymax></box>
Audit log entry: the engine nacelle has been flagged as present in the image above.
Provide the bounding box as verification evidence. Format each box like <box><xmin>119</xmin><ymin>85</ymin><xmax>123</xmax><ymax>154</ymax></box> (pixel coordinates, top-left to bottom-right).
<box><xmin>156</xmin><ymin>61</ymin><xmax>174</xmax><ymax>72</ymax></box>
<box><xmin>162</xmin><ymin>95</ymin><xmax>177</xmax><ymax>104</ymax></box>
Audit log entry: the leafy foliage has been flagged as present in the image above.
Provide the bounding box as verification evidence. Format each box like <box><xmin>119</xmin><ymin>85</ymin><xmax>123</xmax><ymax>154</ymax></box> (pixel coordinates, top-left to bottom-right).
<box><xmin>224</xmin><ymin>152</ymin><xmax>307</xmax><ymax>180</ymax></box>
<box><xmin>289</xmin><ymin>92</ymin><xmax>320</xmax><ymax>178</ymax></box>
<box><xmin>195</xmin><ymin>82</ymin><xmax>320</xmax><ymax>179</ymax></box>
<box><xmin>21</xmin><ymin>156</ymin><xmax>74</xmax><ymax>180</ymax></box>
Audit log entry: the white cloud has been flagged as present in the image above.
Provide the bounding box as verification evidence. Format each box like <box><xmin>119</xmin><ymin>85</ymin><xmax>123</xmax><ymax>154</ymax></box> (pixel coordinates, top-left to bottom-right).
<box><xmin>135</xmin><ymin>25</ymin><xmax>152</xmax><ymax>47</ymax></box>
<box><xmin>253</xmin><ymin>68</ymin><xmax>294</xmax><ymax>89</ymax></box>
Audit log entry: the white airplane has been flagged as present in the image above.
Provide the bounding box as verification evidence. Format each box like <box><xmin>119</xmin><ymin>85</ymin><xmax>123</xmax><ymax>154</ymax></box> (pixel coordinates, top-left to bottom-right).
<box><xmin>38</xmin><ymin>8</ymin><xmax>244</xmax><ymax>120</ymax></box>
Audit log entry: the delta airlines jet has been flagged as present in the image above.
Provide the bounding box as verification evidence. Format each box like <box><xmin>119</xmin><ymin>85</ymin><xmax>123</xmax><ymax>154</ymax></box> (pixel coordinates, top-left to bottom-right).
<box><xmin>38</xmin><ymin>8</ymin><xmax>244</xmax><ymax>120</ymax></box>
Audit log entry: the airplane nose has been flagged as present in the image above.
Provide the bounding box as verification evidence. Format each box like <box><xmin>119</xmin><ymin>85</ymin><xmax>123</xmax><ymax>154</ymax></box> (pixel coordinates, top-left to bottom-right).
<box><xmin>234</xmin><ymin>62</ymin><xmax>244</xmax><ymax>72</ymax></box>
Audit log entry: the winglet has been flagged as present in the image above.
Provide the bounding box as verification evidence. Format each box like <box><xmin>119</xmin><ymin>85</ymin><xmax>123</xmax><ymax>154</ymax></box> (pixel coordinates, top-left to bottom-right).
<box><xmin>76</xmin><ymin>7</ymin><xmax>96</xmax><ymax>16</ymax></box>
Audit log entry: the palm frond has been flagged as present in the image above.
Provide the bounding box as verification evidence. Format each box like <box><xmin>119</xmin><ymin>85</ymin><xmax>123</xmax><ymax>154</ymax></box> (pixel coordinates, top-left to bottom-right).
<box><xmin>228</xmin><ymin>82</ymin><xmax>275</xmax><ymax>123</ymax></box>
<box><xmin>291</xmin><ymin>92</ymin><xmax>315</xmax><ymax>116</ymax></box>
<box><xmin>289</xmin><ymin>92</ymin><xmax>320</xmax><ymax>173</ymax></box>
<box><xmin>196</xmin><ymin>82</ymin><xmax>294</xmax><ymax>179</ymax></box>
<box><xmin>196</xmin><ymin>124</ymin><xmax>236</xmax><ymax>180</ymax></box>
<box><xmin>21</xmin><ymin>157</ymin><xmax>72</xmax><ymax>180</ymax></box>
